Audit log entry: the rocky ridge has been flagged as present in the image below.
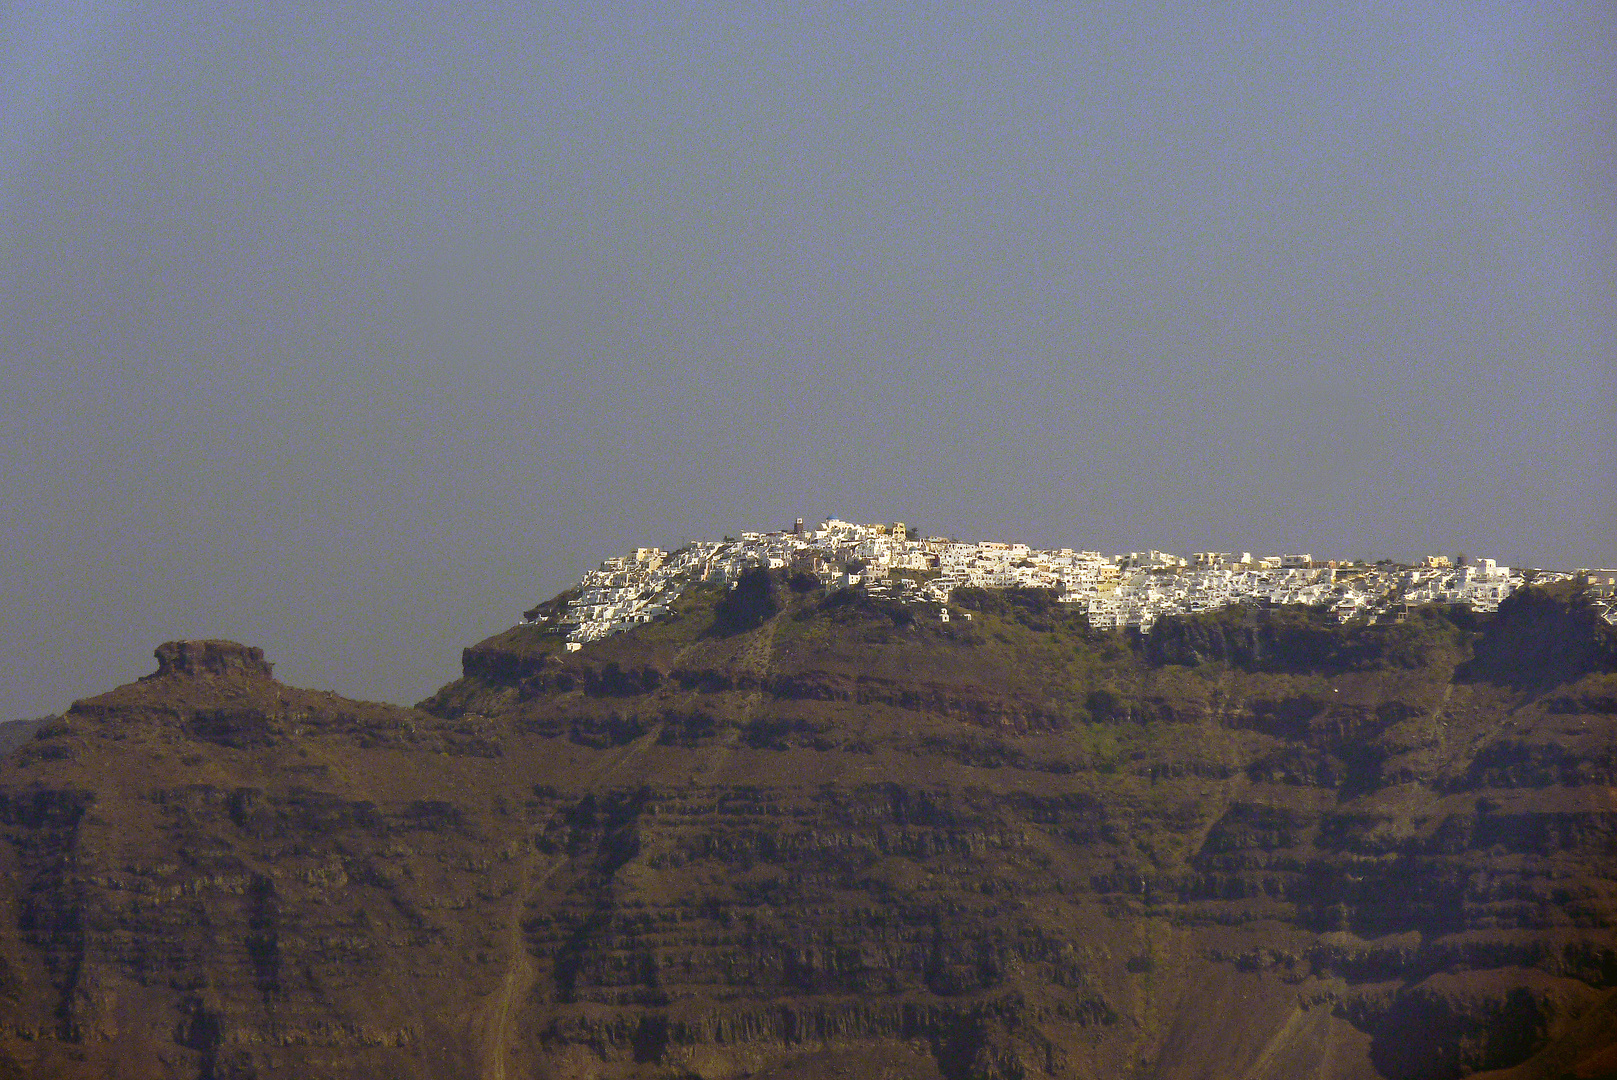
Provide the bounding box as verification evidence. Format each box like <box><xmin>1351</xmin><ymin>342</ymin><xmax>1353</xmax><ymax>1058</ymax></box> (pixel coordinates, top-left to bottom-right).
<box><xmin>0</xmin><ymin>584</ymin><xmax>1613</xmax><ymax>1079</ymax></box>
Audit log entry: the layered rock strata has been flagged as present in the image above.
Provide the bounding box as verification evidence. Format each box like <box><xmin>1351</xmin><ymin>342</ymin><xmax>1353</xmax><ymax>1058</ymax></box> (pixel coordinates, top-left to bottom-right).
<box><xmin>0</xmin><ymin>586</ymin><xmax>1612</xmax><ymax>1079</ymax></box>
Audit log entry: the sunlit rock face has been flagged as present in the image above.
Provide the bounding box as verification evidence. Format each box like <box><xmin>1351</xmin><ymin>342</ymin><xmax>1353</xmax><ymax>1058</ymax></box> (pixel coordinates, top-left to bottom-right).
<box><xmin>1</xmin><ymin>584</ymin><xmax>1614</xmax><ymax>1080</ymax></box>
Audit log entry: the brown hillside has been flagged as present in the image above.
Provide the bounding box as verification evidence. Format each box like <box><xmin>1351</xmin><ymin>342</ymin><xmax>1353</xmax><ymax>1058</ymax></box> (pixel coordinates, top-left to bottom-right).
<box><xmin>1</xmin><ymin>584</ymin><xmax>1614</xmax><ymax>1080</ymax></box>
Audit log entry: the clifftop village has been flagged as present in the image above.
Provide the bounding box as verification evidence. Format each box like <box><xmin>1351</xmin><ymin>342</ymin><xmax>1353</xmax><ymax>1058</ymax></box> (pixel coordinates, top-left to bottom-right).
<box><xmin>531</xmin><ymin>518</ymin><xmax>1617</xmax><ymax>650</ymax></box>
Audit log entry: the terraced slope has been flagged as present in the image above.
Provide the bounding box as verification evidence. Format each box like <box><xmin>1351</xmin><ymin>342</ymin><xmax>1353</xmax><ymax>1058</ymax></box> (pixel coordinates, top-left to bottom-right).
<box><xmin>0</xmin><ymin>583</ymin><xmax>1613</xmax><ymax>1079</ymax></box>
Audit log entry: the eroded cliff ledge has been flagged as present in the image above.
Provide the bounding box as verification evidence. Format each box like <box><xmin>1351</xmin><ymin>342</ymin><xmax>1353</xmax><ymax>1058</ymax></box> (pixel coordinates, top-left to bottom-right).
<box><xmin>1</xmin><ymin>582</ymin><xmax>1613</xmax><ymax>1080</ymax></box>
<box><xmin>147</xmin><ymin>639</ymin><xmax>276</xmax><ymax>682</ymax></box>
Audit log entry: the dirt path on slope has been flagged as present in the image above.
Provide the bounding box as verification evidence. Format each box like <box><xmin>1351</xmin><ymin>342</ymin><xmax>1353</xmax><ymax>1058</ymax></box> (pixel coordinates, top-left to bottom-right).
<box><xmin>480</xmin><ymin>855</ymin><xmax>544</xmax><ymax>1080</ymax></box>
<box><xmin>478</xmin><ymin>719</ymin><xmax>670</xmax><ymax>1080</ymax></box>
<box><xmin>695</xmin><ymin>621</ymin><xmax>777</xmax><ymax>780</ymax></box>
<box><xmin>480</xmin><ymin>628</ymin><xmax>781</xmax><ymax>1078</ymax></box>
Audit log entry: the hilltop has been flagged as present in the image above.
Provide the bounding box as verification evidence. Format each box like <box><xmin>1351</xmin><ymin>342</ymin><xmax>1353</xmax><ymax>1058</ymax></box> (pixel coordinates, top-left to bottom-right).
<box><xmin>533</xmin><ymin>518</ymin><xmax>1612</xmax><ymax>648</ymax></box>
<box><xmin>0</xmin><ymin>574</ymin><xmax>1613</xmax><ymax>1079</ymax></box>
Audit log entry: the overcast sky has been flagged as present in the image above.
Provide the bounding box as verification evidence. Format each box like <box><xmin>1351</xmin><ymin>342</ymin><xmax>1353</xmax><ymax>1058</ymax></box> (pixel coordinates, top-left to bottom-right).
<box><xmin>2</xmin><ymin>2</ymin><xmax>1612</xmax><ymax>718</ymax></box>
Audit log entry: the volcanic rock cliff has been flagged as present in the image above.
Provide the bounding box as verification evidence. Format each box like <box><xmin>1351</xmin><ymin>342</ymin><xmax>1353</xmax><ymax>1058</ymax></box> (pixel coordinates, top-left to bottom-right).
<box><xmin>1</xmin><ymin>586</ymin><xmax>1614</xmax><ymax>1080</ymax></box>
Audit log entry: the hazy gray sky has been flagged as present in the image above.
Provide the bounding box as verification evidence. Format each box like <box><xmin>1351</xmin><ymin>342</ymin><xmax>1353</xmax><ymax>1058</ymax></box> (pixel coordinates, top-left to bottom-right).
<box><xmin>2</xmin><ymin>2</ymin><xmax>1612</xmax><ymax>717</ymax></box>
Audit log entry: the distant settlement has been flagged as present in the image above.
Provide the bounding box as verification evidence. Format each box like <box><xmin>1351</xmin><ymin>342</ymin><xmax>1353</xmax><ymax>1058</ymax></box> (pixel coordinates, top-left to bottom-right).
<box><xmin>529</xmin><ymin>518</ymin><xmax>1617</xmax><ymax>650</ymax></box>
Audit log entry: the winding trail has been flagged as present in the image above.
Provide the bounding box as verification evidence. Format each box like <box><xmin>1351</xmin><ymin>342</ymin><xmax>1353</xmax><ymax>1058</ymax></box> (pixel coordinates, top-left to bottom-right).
<box><xmin>1238</xmin><ymin>1004</ymin><xmax>1306</xmax><ymax>1080</ymax></box>
<box><xmin>697</xmin><ymin>621</ymin><xmax>778</xmax><ymax>779</ymax></box>
<box><xmin>478</xmin><ymin>628</ymin><xmax>780</xmax><ymax>1077</ymax></box>
<box><xmin>478</xmin><ymin>709</ymin><xmax>676</xmax><ymax>1079</ymax></box>
<box><xmin>480</xmin><ymin>860</ymin><xmax>542</xmax><ymax>1080</ymax></box>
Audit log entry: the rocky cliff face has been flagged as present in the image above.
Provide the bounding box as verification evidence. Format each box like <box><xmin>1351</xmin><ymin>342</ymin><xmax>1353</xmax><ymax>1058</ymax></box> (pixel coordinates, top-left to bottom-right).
<box><xmin>146</xmin><ymin>640</ymin><xmax>276</xmax><ymax>682</ymax></box>
<box><xmin>0</xmin><ymin>582</ymin><xmax>1613</xmax><ymax>1080</ymax></box>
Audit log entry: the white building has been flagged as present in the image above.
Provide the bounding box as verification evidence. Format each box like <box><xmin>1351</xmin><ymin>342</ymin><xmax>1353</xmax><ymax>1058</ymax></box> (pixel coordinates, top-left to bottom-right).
<box><xmin>528</xmin><ymin>518</ymin><xmax>1529</xmax><ymax>647</ymax></box>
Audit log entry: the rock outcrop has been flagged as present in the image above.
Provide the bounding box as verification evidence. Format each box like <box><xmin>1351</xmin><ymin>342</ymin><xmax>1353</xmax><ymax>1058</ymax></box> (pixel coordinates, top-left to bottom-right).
<box><xmin>148</xmin><ymin>639</ymin><xmax>275</xmax><ymax>681</ymax></box>
<box><xmin>0</xmin><ymin>588</ymin><xmax>1614</xmax><ymax>1079</ymax></box>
